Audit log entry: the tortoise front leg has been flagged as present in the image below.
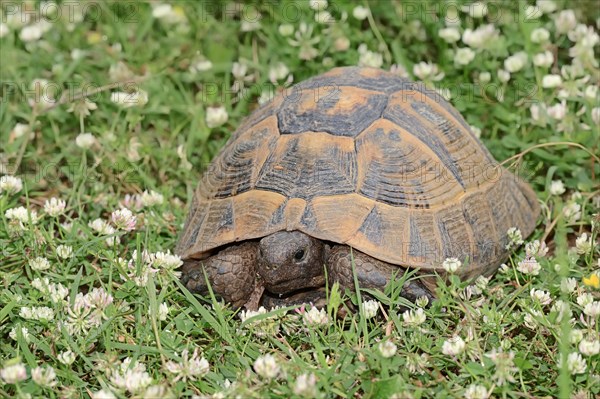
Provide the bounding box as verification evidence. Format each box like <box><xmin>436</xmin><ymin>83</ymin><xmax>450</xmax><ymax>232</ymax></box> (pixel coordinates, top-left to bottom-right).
<box><xmin>326</xmin><ymin>246</ymin><xmax>434</xmax><ymax>304</ymax></box>
<box><xmin>181</xmin><ymin>242</ymin><xmax>262</xmax><ymax>309</ymax></box>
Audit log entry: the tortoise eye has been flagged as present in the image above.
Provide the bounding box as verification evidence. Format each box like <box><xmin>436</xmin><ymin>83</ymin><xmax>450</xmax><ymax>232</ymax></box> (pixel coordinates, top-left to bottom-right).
<box><xmin>294</xmin><ymin>249</ymin><xmax>306</xmax><ymax>262</ymax></box>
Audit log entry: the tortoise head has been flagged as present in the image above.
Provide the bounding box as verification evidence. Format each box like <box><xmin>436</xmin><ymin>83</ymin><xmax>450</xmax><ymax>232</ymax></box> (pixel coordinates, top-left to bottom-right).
<box><xmin>257</xmin><ymin>231</ymin><xmax>326</xmax><ymax>294</ymax></box>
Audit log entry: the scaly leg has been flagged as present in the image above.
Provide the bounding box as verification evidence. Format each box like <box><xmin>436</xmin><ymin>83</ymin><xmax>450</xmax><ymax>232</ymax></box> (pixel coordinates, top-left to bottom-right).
<box><xmin>181</xmin><ymin>242</ymin><xmax>261</xmax><ymax>309</ymax></box>
<box><xmin>326</xmin><ymin>245</ymin><xmax>434</xmax><ymax>303</ymax></box>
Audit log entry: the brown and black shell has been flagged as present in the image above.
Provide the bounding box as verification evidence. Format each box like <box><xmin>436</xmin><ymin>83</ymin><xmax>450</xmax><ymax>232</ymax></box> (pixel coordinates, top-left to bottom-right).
<box><xmin>176</xmin><ymin>67</ymin><xmax>540</xmax><ymax>279</ymax></box>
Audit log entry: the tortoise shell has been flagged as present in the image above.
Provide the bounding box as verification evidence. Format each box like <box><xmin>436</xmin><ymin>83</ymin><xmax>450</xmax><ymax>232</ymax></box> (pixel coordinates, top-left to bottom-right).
<box><xmin>177</xmin><ymin>67</ymin><xmax>539</xmax><ymax>279</ymax></box>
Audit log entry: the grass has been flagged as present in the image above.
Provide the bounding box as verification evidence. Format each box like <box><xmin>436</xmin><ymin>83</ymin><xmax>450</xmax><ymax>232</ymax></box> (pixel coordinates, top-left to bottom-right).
<box><xmin>0</xmin><ymin>1</ymin><xmax>599</xmax><ymax>398</ymax></box>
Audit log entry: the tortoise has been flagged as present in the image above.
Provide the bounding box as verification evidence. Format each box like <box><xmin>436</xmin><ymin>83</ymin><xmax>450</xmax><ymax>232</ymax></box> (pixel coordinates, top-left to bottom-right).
<box><xmin>176</xmin><ymin>66</ymin><xmax>540</xmax><ymax>309</ymax></box>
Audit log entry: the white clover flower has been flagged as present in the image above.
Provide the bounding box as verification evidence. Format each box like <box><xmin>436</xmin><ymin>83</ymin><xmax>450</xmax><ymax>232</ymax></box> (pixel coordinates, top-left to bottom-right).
<box><xmin>549</xmin><ymin>180</ymin><xmax>565</xmax><ymax>195</ymax></box>
<box><xmin>268</xmin><ymin>62</ymin><xmax>290</xmax><ymax>84</ymax></box>
<box><xmin>547</xmin><ymin>101</ymin><xmax>567</xmax><ymax>120</ymax></box>
<box><xmin>56</xmin><ymin>245</ymin><xmax>73</xmax><ymax>259</ymax></box>
<box><xmin>206</xmin><ymin>106</ymin><xmax>228</xmax><ymax>128</ymax></box>
<box><xmin>189</xmin><ymin>57</ymin><xmax>212</xmax><ymax>74</ymax></box>
<box><xmin>31</xmin><ymin>366</ymin><xmax>57</xmax><ymax>387</ymax></box>
<box><xmin>464</xmin><ymin>384</ymin><xmax>489</xmax><ymax>399</ymax></box>
<box><xmin>110</xmin><ymin>90</ymin><xmax>149</xmax><ymax>108</ymax></box>
<box><xmin>111</xmin><ymin>208</ymin><xmax>137</xmax><ymax>231</ymax></box>
<box><xmin>9</xmin><ymin>326</ymin><xmax>29</xmax><ymax>342</ymax></box>
<box><xmin>293</xmin><ymin>373</ymin><xmax>317</xmax><ymax>397</ymax></box>
<box><xmin>0</xmin><ymin>175</ymin><xmax>23</xmax><ymax>195</ymax></box>
<box><xmin>253</xmin><ymin>354</ymin><xmax>280</xmax><ymax>379</ymax></box>
<box><xmin>560</xmin><ymin>277</ymin><xmax>577</xmax><ymax>293</ymax></box>
<box><xmin>583</xmin><ymin>301</ymin><xmax>600</xmax><ymax>317</ymax></box>
<box><xmin>378</xmin><ymin>340</ymin><xmax>397</xmax><ymax>358</ymax></box>
<box><xmin>525</xmin><ymin>240</ymin><xmax>548</xmax><ymax>257</ymax></box>
<box><xmin>413</xmin><ymin>61</ymin><xmax>444</xmax><ymax>81</ymax></box>
<box><xmin>165</xmin><ymin>348</ymin><xmax>209</xmax><ymax>382</ymax></box>
<box><xmin>91</xmin><ymin>389</ymin><xmax>117</xmax><ymax>399</ymax></box>
<box><xmin>158</xmin><ymin>302</ymin><xmax>169</xmax><ymax>321</ymax></box>
<box><xmin>577</xmin><ymin>293</ymin><xmax>594</xmax><ymax>307</ymax></box>
<box><xmin>29</xmin><ymin>256</ymin><xmax>51</xmax><ymax>271</ymax></box>
<box><xmin>469</xmin><ymin>125</ymin><xmax>482</xmax><ymax>138</ymax></box>
<box><xmin>533</xmin><ymin>51</ymin><xmax>554</xmax><ymax>68</ymax></box>
<box><xmin>524</xmin><ymin>5</ymin><xmax>542</xmax><ymax>20</ymax></box>
<box><xmin>415</xmin><ymin>295</ymin><xmax>429</xmax><ymax>308</ymax></box>
<box><xmin>530</xmin><ymin>28</ymin><xmax>550</xmax><ymax>43</ymax></box>
<box><xmin>405</xmin><ymin>353</ymin><xmax>429</xmax><ymax>375</ymax></box>
<box><xmin>579</xmin><ymin>338</ymin><xmax>600</xmax><ymax>356</ymax></box>
<box><xmin>552</xmin><ymin>301</ymin><xmax>571</xmax><ymax>323</ymax></box>
<box><xmin>591</xmin><ymin>107</ymin><xmax>600</xmax><ymax>125</ymax></box>
<box><xmin>57</xmin><ymin>350</ymin><xmax>76</xmax><ymax>365</ymax></box>
<box><xmin>31</xmin><ymin>277</ymin><xmax>49</xmax><ymax>292</ymax></box>
<box><xmin>504</xmin><ymin>52</ymin><xmax>528</xmax><ymax>73</ymax></box>
<box><xmin>542</xmin><ymin>74</ymin><xmax>562</xmax><ymax>88</ymax></box>
<box><xmin>362</xmin><ymin>300</ymin><xmax>379</xmax><ymax>319</ymax></box>
<box><xmin>585</xmin><ymin>85</ymin><xmax>598</xmax><ymax>100</ymax></box>
<box><xmin>497</xmin><ymin>69</ymin><xmax>510</xmax><ymax>83</ymax></box>
<box><xmin>240</xmin><ymin>306</ymin><xmax>268</xmax><ymax>323</ymax></box>
<box><xmin>403</xmin><ymin>307</ymin><xmax>427</xmax><ymax>326</ymax></box>
<box><xmin>333</xmin><ymin>36</ymin><xmax>350</xmax><ymax>52</ymax></box>
<box><xmin>20</xmin><ymin>23</ymin><xmax>44</xmax><ymax>42</ymax></box>
<box><xmin>151</xmin><ymin>4</ymin><xmax>186</xmax><ymax>24</ymax></box>
<box><xmin>516</xmin><ymin>256</ymin><xmax>541</xmax><ymax>276</ymax></box>
<box><xmin>478</xmin><ymin>72</ymin><xmax>491</xmax><ymax>83</ymax></box>
<box><xmin>75</xmin><ymin>133</ymin><xmax>96</xmax><ymax>149</ymax></box>
<box><xmin>454</xmin><ymin>48</ymin><xmax>475</xmax><ymax>66</ymax></box>
<box><xmin>111</xmin><ymin>367</ymin><xmax>153</xmax><ymax>393</ymax></box>
<box><xmin>240</xmin><ymin>15</ymin><xmax>262</xmax><ymax>32</ymax></box>
<box><xmin>575</xmin><ymin>233</ymin><xmax>593</xmax><ymax>255</ymax></box>
<box><xmin>5</xmin><ymin>206</ymin><xmax>38</xmax><ymax>224</ymax></box>
<box><xmin>352</xmin><ymin>5</ymin><xmax>369</xmax><ymax>20</ymax></box>
<box><xmin>89</xmin><ymin>218</ymin><xmax>114</xmax><ymax>235</ymax></box>
<box><xmin>536</xmin><ymin>0</ymin><xmax>557</xmax><ymax>14</ymax></box>
<box><xmin>49</xmin><ymin>283</ymin><xmax>68</xmax><ymax>303</ymax></box>
<box><xmin>86</xmin><ymin>287</ymin><xmax>114</xmax><ymax>310</ymax></box>
<box><xmin>0</xmin><ymin>362</ymin><xmax>27</xmax><ymax>383</ymax></box>
<box><xmin>442</xmin><ymin>336</ymin><xmax>465</xmax><ymax>356</ymax></box>
<box><xmin>68</xmin><ymin>98</ymin><xmax>97</xmax><ymax>118</ymax></box>
<box><xmin>0</xmin><ymin>23</ymin><xmax>9</xmax><ymax>38</ymax></box>
<box><xmin>358</xmin><ymin>48</ymin><xmax>383</xmax><ymax>68</ymax></box>
<box><xmin>562</xmin><ymin>202</ymin><xmax>581</xmax><ymax>222</ymax></box>
<box><xmin>302</xmin><ymin>306</ymin><xmax>328</xmax><ymax>326</ymax></box>
<box><xmin>499</xmin><ymin>263</ymin><xmax>510</xmax><ymax>273</ymax></box>
<box><xmin>278</xmin><ymin>24</ymin><xmax>294</xmax><ymax>36</ymax></box>
<box><xmin>143</xmin><ymin>385</ymin><xmax>172</xmax><ymax>399</ymax></box>
<box><xmin>462</xmin><ymin>2</ymin><xmax>487</xmax><ymax>18</ymax></box>
<box><xmin>530</xmin><ymin>288</ymin><xmax>552</xmax><ymax>305</ymax></box>
<box><xmin>554</xmin><ymin>10</ymin><xmax>577</xmax><ymax>34</ymax></box>
<box><xmin>12</xmin><ymin>123</ymin><xmax>30</xmax><ymax>138</ymax></box>
<box><xmin>288</xmin><ymin>22</ymin><xmax>320</xmax><ymax>61</ymax></box>
<box><xmin>566</xmin><ymin>352</ymin><xmax>586</xmax><ymax>374</ymax></box>
<box><xmin>309</xmin><ymin>0</ymin><xmax>327</xmax><ymax>11</ymax></box>
<box><xmin>438</xmin><ymin>27</ymin><xmax>461</xmax><ymax>43</ymax></box>
<box><xmin>529</xmin><ymin>103</ymin><xmax>549</xmax><ymax>125</ymax></box>
<box><xmin>19</xmin><ymin>306</ymin><xmax>54</xmax><ymax>321</ymax></box>
<box><xmin>232</xmin><ymin>61</ymin><xmax>250</xmax><ymax>83</ymax></box>
<box><xmin>462</xmin><ymin>24</ymin><xmax>499</xmax><ymax>49</ymax></box>
<box><xmin>486</xmin><ymin>348</ymin><xmax>517</xmax><ymax>386</ymax></box>
<box><xmin>570</xmin><ymin>329</ymin><xmax>584</xmax><ymax>344</ymax></box>
<box><xmin>314</xmin><ymin>10</ymin><xmax>333</xmax><ymax>24</ymax></box>
<box><xmin>44</xmin><ymin>197</ymin><xmax>66</xmax><ymax>217</ymax></box>
<box><xmin>523</xmin><ymin>310</ymin><xmax>542</xmax><ymax>329</ymax></box>
<box><xmin>474</xmin><ymin>275</ymin><xmax>489</xmax><ymax>291</ymax></box>
<box><xmin>442</xmin><ymin>257</ymin><xmax>461</xmax><ymax>273</ymax></box>
<box><xmin>151</xmin><ymin>251</ymin><xmax>183</xmax><ymax>269</ymax></box>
